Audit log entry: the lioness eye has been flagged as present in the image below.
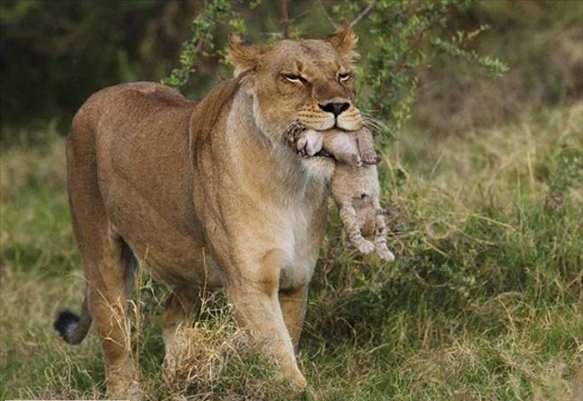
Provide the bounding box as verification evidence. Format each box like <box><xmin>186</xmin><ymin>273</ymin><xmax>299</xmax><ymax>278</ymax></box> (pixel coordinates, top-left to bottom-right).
<box><xmin>282</xmin><ymin>73</ymin><xmax>305</xmax><ymax>84</ymax></box>
<box><xmin>338</xmin><ymin>72</ymin><xmax>352</xmax><ymax>82</ymax></box>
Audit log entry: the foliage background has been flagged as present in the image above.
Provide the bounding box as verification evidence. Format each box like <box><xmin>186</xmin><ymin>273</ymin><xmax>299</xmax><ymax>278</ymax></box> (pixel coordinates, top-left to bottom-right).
<box><xmin>1</xmin><ymin>0</ymin><xmax>581</xmax><ymax>133</ymax></box>
<box><xmin>1</xmin><ymin>1</ymin><xmax>582</xmax><ymax>400</ymax></box>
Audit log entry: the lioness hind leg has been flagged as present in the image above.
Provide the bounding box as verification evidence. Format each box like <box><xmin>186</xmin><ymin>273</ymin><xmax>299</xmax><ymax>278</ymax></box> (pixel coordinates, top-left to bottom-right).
<box><xmin>66</xmin><ymin>125</ymin><xmax>138</xmax><ymax>399</ymax></box>
<box><xmin>162</xmin><ymin>286</ymin><xmax>203</xmax><ymax>364</ymax></box>
<box><xmin>73</xmin><ymin>232</ymin><xmax>138</xmax><ymax>399</ymax></box>
<box><xmin>279</xmin><ymin>284</ymin><xmax>309</xmax><ymax>349</ymax></box>
<box><xmin>78</xmin><ymin>234</ymin><xmax>138</xmax><ymax>399</ymax></box>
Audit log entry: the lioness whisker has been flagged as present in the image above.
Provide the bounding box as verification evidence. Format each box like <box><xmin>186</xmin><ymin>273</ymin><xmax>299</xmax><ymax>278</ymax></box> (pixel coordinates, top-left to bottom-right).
<box><xmin>361</xmin><ymin>114</ymin><xmax>390</xmax><ymax>136</ymax></box>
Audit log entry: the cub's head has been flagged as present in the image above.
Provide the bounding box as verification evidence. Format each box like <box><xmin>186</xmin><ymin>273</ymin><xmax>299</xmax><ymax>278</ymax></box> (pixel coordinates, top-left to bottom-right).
<box><xmin>228</xmin><ymin>24</ymin><xmax>363</xmax><ymax>159</ymax></box>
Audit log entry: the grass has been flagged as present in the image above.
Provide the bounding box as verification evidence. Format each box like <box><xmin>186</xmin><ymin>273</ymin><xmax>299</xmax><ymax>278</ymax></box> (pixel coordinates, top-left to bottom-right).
<box><xmin>1</xmin><ymin>104</ymin><xmax>582</xmax><ymax>400</ymax></box>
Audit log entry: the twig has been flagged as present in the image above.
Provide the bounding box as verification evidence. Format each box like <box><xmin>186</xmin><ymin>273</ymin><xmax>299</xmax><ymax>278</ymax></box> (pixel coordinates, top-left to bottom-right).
<box><xmin>374</xmin><ymin>1</ymin><xmax>453</xmax><ymax>112</ymax></box>
<box><xmin>281</xmin><ymin>0</ymin><xmax>291</xmax><ymax>39</ymax></box>
<box><xmin>350</xmin><ymin>0</ymin><xmax>377</xmax><ymax>27</ymax></box>
<box><xmin>316</xmin><ymin>0</ymin><xmax>336</xmax><ymax>28</ymax></box>
<box><xmin>317</xmin><ymin>0</ymin><xmax>376</xmax><ymax>29</ymax></box>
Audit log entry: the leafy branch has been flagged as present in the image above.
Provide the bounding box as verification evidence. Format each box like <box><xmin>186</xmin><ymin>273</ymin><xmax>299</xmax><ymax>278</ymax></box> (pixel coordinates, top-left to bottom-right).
<box><xmin>162</xmin><ymin>0</ymin><xmax>244</xmax><ymax>88</ymax></box>
<box><xmin>316</xmin><ymin>0</ymin><xmax>377</xmax><ymax>28</ymax></box>
<box><xmin>165</xmin><ymin>0</ymin><xmax>507</xmax><ymax>142</ymax></box>
<box><xmin>357</xmin><ymin>0</ymin><xmax>507</xmax><ymax>138</ymax></box>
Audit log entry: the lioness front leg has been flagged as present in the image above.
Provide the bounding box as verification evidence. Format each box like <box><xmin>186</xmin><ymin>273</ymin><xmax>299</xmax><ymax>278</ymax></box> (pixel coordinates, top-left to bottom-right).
<box><xmin>162</xmin><ymin>286</ymin><xmax>204</xmax><ymax>365</ymax></box>
<box><xmin>226</xmin><ymin>250</ymin><xmax>306</xmax><ymax>389</ymax></box>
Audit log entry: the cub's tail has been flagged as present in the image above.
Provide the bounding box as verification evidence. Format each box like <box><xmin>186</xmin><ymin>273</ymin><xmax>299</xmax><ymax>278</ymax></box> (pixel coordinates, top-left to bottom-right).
<box><xmin>54</xmin><ymin>297</ymin><xmax>92</xmax><ymax>345</ymax></box>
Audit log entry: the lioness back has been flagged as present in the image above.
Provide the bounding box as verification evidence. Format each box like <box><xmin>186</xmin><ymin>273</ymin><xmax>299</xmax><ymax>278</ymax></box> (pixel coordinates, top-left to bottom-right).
<box><xmin>68</xmin><ymin>82</ymin><xmax>221</xmax><ymax>286</ymax></box>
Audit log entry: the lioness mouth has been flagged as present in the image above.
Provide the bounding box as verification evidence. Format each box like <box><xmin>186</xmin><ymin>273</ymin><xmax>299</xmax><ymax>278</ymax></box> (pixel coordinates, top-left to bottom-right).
<box><xmin>313</xmin><ymin>148</ymin><xmax>333</xmax><ymax>159</ymax></box>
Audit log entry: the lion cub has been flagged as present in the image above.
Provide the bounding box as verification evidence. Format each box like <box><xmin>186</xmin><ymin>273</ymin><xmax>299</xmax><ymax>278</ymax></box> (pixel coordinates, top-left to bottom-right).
<box><xmin>296</xmin><ymin>127</ymin><xmax>395</xmax><ymax>262</ymax></box>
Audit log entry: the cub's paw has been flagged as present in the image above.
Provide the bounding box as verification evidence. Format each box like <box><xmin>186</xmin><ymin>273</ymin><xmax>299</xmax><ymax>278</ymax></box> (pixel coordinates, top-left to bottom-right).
<box><xmin>361</xmin><ymin>153</ymin><xmax>378</xmax><ymax>166</ymax></box>
<box><xmin>356</xmin><ymin>239</ymin><xmax>375</xmax><ymax>254</ymax></box>
<box><xmin>376</xmin><ymin>246</ymin><xmax>395</xmax><ymax>262</ymax></box>
<box><xmin>285</xmin><ymin>126</ymin><xmax>309</xmax><ymax>156</ymax></box>
<box><xmin>295</xmin><ymin>129</ymin><xmax>324</xmax><ymax>157</ymax></box>
<box><xmin>350</xmin><ymin>153</ymin><xmax>363</xmax><ymax>169</ymax></box>
<box><xmin>295</xmin><ymin>135</ymin><xmax>309</xmax><ymax>157</ymax></box>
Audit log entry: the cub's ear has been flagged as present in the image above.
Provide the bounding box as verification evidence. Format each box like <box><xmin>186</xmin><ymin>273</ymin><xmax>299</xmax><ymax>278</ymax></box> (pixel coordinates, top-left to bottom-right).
<box><xmin>327</xmin><ymin>22</ymin><xmax>359</xmax><ymax>64</ymax></box>
<box><xmin>227</xmin><ymin>33</ymin><xmax>261</xmax><ymax>77</ymax></box>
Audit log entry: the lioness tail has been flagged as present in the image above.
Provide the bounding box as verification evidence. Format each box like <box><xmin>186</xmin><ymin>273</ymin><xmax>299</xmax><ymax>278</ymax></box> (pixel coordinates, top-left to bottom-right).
<box><xmin>54</xmin><ymin>297</ymin><xmax>92</xmax><ymax>345</ymax></box>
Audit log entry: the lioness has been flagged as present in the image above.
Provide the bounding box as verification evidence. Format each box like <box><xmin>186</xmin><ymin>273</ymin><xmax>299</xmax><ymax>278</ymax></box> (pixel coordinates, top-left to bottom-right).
<box><xmin>54</xmin><ymin>25</ymin><xmax>362</xmax><ymax>399</ymax></box>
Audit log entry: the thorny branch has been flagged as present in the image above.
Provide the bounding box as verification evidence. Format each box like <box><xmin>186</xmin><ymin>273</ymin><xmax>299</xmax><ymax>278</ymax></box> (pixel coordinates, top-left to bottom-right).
<box><xmin>350</xmin><ymin>0</ymin><xmax>377</xmax><ymax>27</ymax></box>
<box><xmin>317</xmin><ymin>0</ymin><xmax>377</xmax><ymax>28</ymax></box>
<box><xmin>374</xmin><ymin>1</ymin><xmax>456</xmax><ymax>112</ymax></box>
<box><xmin>281</xmin><ymin>0</ymin><xmax>291</xmax><ymax>39</ymax></box>
<box><xmin>317</xmin><ymin>0</ymin><xmax>336</xmax><ymax>27</ymax></box>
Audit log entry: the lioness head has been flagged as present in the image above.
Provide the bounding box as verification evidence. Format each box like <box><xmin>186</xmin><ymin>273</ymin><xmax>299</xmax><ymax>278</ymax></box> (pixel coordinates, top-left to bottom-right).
<box><xmin>227</xmin><ymin>24</ymin><xmax>362</xmax><ymax>161</ymax></box>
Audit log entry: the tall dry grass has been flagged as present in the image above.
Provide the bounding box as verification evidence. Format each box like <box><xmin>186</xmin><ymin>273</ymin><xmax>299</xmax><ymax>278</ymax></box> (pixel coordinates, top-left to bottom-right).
<box><xmin>1</xmin><ymin>104</ymin><xmax>581</xmax><ymax>400</ymax></box>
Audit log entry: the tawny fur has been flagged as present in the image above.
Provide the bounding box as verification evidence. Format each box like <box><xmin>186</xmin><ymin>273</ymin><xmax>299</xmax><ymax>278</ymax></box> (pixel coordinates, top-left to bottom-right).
<box><xmin>54</xmin><ymin>24</ymin><xmax>363</xmax><ymax>400</ymax></box>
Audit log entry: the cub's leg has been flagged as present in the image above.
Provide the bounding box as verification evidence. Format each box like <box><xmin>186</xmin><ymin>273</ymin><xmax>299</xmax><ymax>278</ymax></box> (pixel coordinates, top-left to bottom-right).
<box><xmin>337</xmin><ymin>200</ymin><xmax>375</xmax><ymax>254</ymax></box>
<box><xmin>355</xmin><ymin>127</ymin><xmax>377</xmax><ymax>165</ymax></box>
<box><xmin>372</xmin><ymin>204</ymin><xmax>395</xmax><ymax>262</ymax></box>
<box><xmin>162</xmin><ymin>286</ymin><xmax>203</xmax><ymax>364</ymax></box>
<box><xmin>226</xmin><ymin>249</ymin><xmax>306</xmax><ymax>389</ymax></box>
<box><xmin>279</xmin><ymin>285</ymin><xmax>309</xmax><ymax>349</ymax></box>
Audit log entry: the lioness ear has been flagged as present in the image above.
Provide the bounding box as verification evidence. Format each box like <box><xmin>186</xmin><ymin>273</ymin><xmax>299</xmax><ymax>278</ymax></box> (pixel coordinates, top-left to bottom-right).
<box><xmin>327</xmin><ymin>22</ymin><xmax>359</xmax><ymax>64</ymax></box>
<box><xmin>227</xmin><ymin>33</ymin><xmax>261</xmax><ymax>77</ymax></box>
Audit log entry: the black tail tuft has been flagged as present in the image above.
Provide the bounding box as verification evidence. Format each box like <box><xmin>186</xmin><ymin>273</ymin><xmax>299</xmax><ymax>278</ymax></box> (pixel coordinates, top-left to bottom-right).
<box><xmin>54</xmin><ymin>310</ymin><xmax>81</xmax><ymax>344</ymax></box>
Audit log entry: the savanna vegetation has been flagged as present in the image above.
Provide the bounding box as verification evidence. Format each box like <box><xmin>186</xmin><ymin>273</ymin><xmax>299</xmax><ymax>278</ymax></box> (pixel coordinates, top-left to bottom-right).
<box><xmin>1</xmin><ymin>1</ymin><xmax>582</xmax><ymax>400</ymax></box>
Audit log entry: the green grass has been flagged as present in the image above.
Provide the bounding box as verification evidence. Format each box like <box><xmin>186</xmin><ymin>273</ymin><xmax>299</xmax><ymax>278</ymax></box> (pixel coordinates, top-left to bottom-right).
<box><xmin>1</xmin><ymin>104</ymin><xmax>582</xmax><ymax>400</ymax></box>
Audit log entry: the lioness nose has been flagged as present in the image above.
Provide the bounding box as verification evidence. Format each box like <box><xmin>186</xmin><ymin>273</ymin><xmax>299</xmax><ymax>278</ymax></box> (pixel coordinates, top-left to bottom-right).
<box><xmin>319</xmin><ymin>101</ymin><xmax>350</xmax><ymax>116</ymax></box>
